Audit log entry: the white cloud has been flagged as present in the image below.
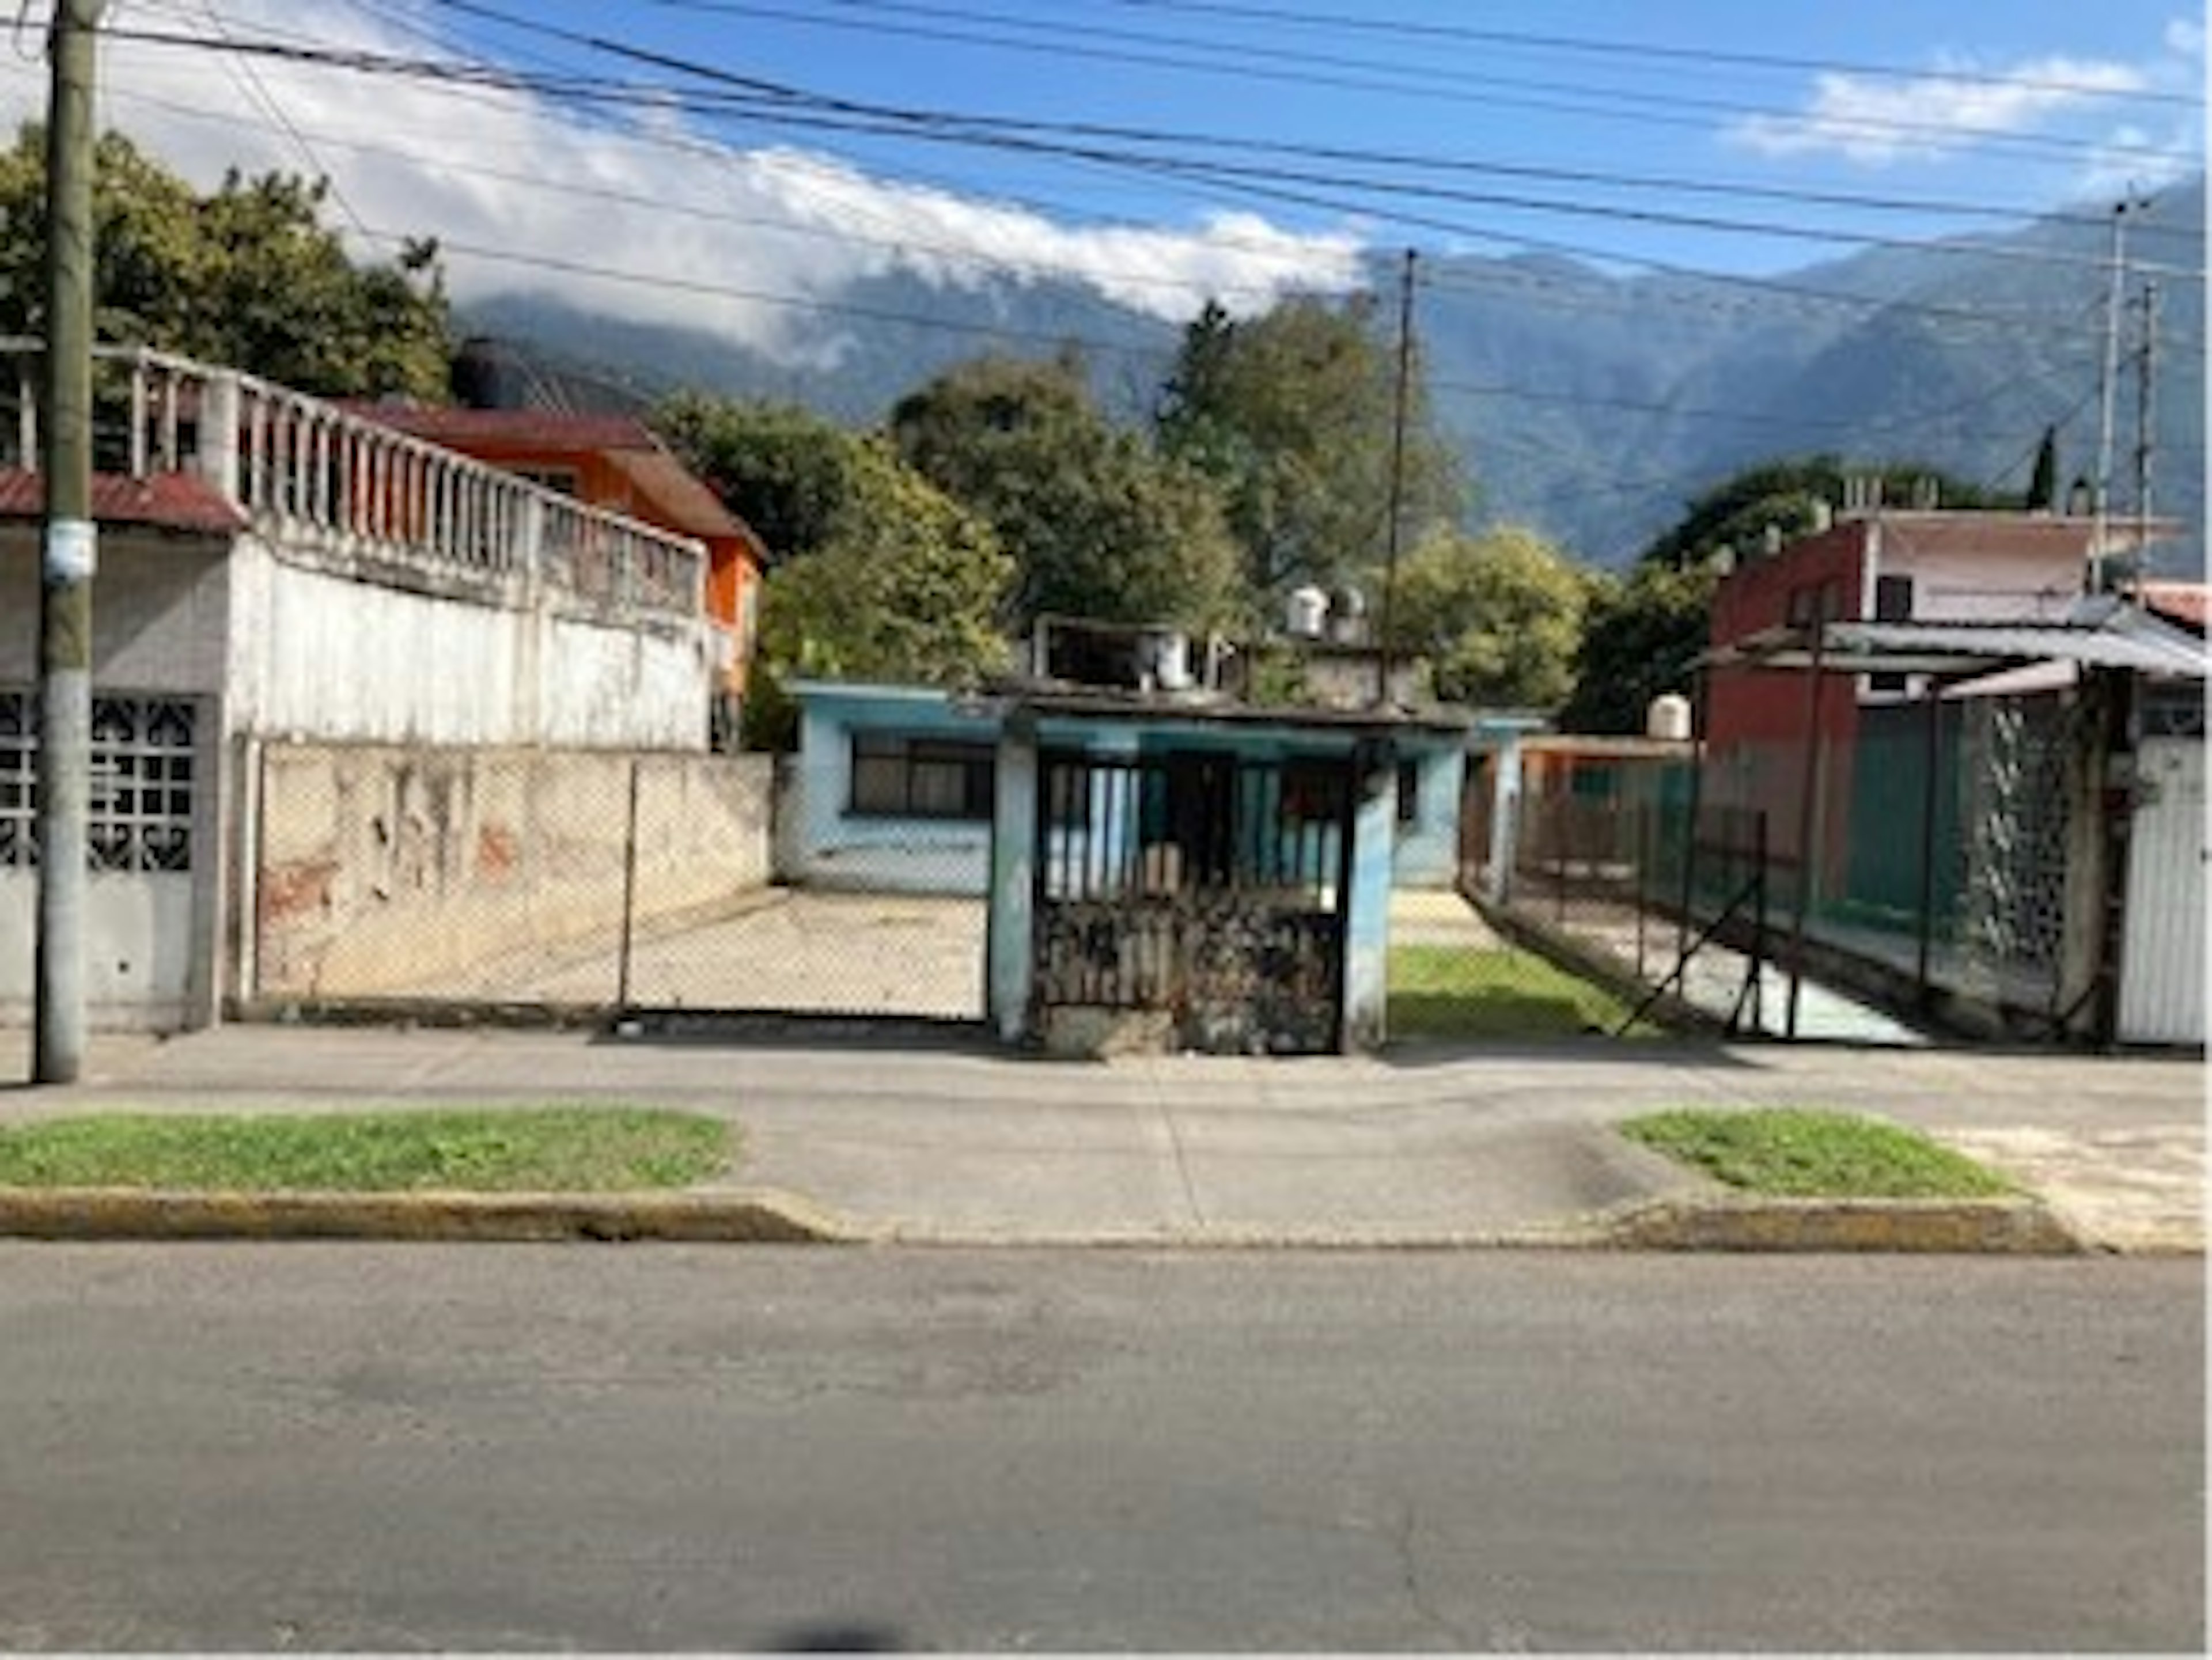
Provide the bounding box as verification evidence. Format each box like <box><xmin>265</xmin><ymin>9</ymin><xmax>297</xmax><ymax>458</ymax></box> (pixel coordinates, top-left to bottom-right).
<box><xmin>2165</xmin><ymin>18</ymin><xmax>2206</xmax><ymax>60</ymax></box>
<box><xmin>1728</xmin><ymin>54</ymin><xmax>2149</xmax><ymax>165</ymax></box>
<box><xmin>2</xmin><ymin>0</ymin><xmax>1364</xmax><ymax>359</ymax></box>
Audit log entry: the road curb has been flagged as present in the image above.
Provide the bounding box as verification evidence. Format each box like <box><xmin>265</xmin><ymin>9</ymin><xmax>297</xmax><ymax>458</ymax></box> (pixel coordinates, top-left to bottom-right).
<box><xmin>0</xmin><ymin>1187</ymin><xmax>865</xmax><ymax>1244</ymax></box>
<box><xmin>1599</xmin><ymin>1193</ymin><xmax>2092</xmax><ymax>1254</ymax></box>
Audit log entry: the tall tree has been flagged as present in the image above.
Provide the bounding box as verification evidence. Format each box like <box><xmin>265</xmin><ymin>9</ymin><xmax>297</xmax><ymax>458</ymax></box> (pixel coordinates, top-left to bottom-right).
<box><xmin>890</xmin><ymin>353</ymin><xmax>1246</xmax><ymax>634</ymax></box>
<box><xmin>2025</xmin><ymin>425</ymin><xmax>2061</xmax><ymax>512</ymax></box>
<box><xmin>658</xmin><ymin>395</ymin><xmax>1012</xmax><ymax>746</ymax></box>
<box><xmin>1157</xmin><ymin>296</ymin><xmax>1463</xmax><ymax>605</ymax></box>
<box><xmin>0</xmin><ymin>126</ymin><xmax>449</xmax><ymax>399</ymax></box>
<box><xmin>1377</xmin><ymin>525</ymin><xmax>1591</xmax><ymax>709</ymax></box>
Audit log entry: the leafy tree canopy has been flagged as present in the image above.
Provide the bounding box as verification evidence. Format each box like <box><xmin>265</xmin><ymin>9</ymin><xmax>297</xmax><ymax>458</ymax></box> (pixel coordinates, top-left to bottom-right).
<box><xmin>1638</xmin><ymin>454</ymin><xmax>2008</xmax><ymax>573</ymax></box>
<box><xmin>1157</xmin><ymin>295</ymin><xmax>1464</xmax><ymax>603</ymax></box>
<box><xmin>0</xmin><ymin>126</ymin><xmax>449</xmax><ymax>399</ymax></box>
<box><xmin>657</xmin><ymin>393</ymin><xmax>1013</xmax><ymax>746</ymax></box>
<box><xmin>891</xmin><ymin>352</ymin><xmax>1246</xmax><ymax>635</ymax></box>
<box><xmin>1558</xmin><ymin>561</ymin><xmax>1718</xmax><ymax>734</ymax></box>
<box><xmin>1377</xmin><ymin>524</ymin><xmax>1590</xmax><ymax>710</ymax></box>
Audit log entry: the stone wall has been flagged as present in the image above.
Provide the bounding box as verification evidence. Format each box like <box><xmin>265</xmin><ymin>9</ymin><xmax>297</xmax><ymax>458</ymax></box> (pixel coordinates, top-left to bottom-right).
<box><xmin>249</xmin><ymin>742</ymin><xmax>772</xmax><ymax>1000</ymax></box>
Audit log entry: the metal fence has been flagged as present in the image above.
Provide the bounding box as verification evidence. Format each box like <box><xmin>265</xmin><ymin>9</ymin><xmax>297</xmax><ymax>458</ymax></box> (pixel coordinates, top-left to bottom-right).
<box><xmin>1470</xmin><ymin>689</ymin><xmax>2095</xmax><ymax>1040</ymax></box>
<box><xmin>1032</xmin><ymin>749</ymin><xmax>1351</xmax><ymax>1053</ymax></box>
<box><xmin>245</xmin><ymin>741</ymin><xmax>984</xmax><ymax>1025</ymax></box>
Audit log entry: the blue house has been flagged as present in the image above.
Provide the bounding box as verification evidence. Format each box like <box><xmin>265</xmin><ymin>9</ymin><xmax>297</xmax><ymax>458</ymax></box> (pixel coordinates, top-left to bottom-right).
<box><xmin>788</xmin><ymin>677</ymin><xmax>1468</xmax><ymax>1053</ymax></box>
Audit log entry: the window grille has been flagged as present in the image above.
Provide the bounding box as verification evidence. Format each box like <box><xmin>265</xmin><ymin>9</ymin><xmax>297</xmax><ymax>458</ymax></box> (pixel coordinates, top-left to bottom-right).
<box><xmin>0</xmin><ymin>690</ymin><xmax>196</xmax><ymax>871</ymax></box>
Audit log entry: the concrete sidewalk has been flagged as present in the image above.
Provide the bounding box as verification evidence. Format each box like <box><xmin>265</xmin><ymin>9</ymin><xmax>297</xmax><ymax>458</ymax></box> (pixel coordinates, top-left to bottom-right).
<box><xmin>3</xmin><ymin>1022</ymin><xmax>2201</xmax><ymax>1252</ymax></box>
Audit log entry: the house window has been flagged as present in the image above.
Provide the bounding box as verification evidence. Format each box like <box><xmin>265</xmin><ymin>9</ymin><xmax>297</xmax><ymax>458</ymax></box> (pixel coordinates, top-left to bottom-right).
<box><xmin>850</xmin><ymin>733</ymin><xmax>995</xmax><ymax>820</ymax></box>
<box><xmin>512</xmin><ymin>465</ymin><xmax>579</xmax><ymax>498</ymax></box>
<box><xmin>1396</xmin><ymin>758</ymin><xmax>1421</xmax><ymax>825</ymax></box>
<box><xmin>1870</xmin><ymin>574</ymin><xmax>1914</xmax><ymax>695</ymax></box>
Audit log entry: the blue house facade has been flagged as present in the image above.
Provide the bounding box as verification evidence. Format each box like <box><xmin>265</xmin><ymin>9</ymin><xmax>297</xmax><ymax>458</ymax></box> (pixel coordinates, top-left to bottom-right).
<box><xmin>789</xmin><ymin>678</ymin><xmax>1467</xmax><ymax>1053</ymax></box>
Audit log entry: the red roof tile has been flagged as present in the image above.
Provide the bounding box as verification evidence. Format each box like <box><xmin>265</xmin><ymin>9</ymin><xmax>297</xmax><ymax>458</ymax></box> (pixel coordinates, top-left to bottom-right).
<box><xmin>0</xmin><ymin>468</ymin><xmax>245</xmax><ymax>535</ymax></box>
<box><xmin>2139</xmin><ymin>582</ymin><xmax>2209</xmax><ymax>632</ymax></box>
<box><xmin>346</xmin><ymin>402</ymin><xmax>657</xmax><ymax>452</ymax></box>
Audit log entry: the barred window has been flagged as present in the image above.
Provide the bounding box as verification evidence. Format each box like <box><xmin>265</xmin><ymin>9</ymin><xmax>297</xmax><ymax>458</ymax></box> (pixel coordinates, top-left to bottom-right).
<box><xmin>0</xmin><ymin>690</ymin><xmax>196</xmax><ymax>871</ymax></box>
<box><xmin>850</xmin><ymin>733</ymin><xmax>994</xmax><ymax>820</ymax></box>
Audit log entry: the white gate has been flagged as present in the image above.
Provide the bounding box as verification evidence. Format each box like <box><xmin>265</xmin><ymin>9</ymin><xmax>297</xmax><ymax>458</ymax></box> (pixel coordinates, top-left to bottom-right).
<box><xmin>2119</xmin><ymin>734</ymin><xmax>2206</xmax><ymax>1046</ymax></box>
<box><xmin>1</xmin><ymin>691</ymin><xmax>203</xmax><ymax>1032</ymax></box>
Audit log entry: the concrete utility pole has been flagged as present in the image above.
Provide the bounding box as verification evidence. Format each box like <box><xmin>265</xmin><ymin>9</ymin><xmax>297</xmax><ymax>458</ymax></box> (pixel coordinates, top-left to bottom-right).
<box><xmin>34</xmin><ymin>0</ymin><xmax>103</xmax><ymax>1085</ymax></box>
<box><xmin>1375</xmin><ymin>247</ymin><xmax>1416</xmax><ymax>707</ymax></box>
<box><xmin>2132</xmin><ymin>279</ymin><xmax>2158</xmax><ymax>585</ymax></box>
<box><xmin>2090</xmin><ymin>192</ymin><xmax>2149</xmax><ymax>593</ymax></box>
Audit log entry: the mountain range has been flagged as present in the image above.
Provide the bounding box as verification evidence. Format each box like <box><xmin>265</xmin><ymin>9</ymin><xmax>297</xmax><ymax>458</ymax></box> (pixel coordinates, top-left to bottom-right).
<box><xmin>459</xmin><ymin>179</ymin><xmax>2206</xmax><ymax>574</ymax></box>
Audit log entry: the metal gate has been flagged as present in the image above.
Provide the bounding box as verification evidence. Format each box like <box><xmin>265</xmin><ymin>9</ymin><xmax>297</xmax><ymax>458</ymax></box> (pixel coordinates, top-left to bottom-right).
<box><xmin>1033</xmin><ymin>749</ymin><xmax>1353</xmax><ymax>1053</ymax></box>
<box><xmin>2119</xmin><ymin>732</ymin><xmax>2206</xmax><ymax>1045</ymax></box>
<box><xmin>1</xmin><ymin>688</ymin><xmax>205</xmax><ymax>1030</ymax></box>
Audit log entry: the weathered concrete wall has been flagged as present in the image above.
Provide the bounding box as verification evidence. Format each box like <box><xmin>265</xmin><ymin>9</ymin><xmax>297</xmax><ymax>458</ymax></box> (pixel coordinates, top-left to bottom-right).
<box><xmin>0</xmin><ymin>528</ymin><xmax>232</xmax><ymax>693</ymax></box>
<box><xmin>225</xmin><ymin>538</ymin><xmax>713</xmax><ymax>750</ymax></box>
<box><xmin>249</xmin><ymin>743</ymin><xmax>772</xmax><ymax>999</ymax></box>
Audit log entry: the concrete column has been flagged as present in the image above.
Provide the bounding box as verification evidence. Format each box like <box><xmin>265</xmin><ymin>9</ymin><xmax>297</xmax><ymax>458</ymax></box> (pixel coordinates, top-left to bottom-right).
<box><xmin>986</xmin><ymin>726</ymin><xmax>1039</xmax><ymax>1044</ymax></box>
<box><xmin>192</xmin><ymin>371</ymin><xmax>241</xmax><ymax>505</ymax></box>
<box><xmin>1486</xmin><ymin>733</ymin><xmax>1525</xmax><ymax>905</ymax></box>
<box><xmin>1340</xmin><ymin>741</ymin><xmax>1399</xmax><ymax>1051</ymax></box>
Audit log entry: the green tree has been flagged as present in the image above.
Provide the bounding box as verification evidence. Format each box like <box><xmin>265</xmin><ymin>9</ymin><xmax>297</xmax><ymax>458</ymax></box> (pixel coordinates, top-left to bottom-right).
<box><xmin>2025</xmin><ymin>425</ymin><xmax>2061</xmax><ymax>512</ymax></box>
<box><xmin>1377</xmin><ymin>525</ymin><xmax>1590</xmax><ymax>709</ymax></box>
<box><xmin>889</xmin><ymin>353</ymin><xmax>1247</xmax><ymax>634</ymax></box>
<box><xmin>1157</xmin><ymin>296</ymin><xmax>1463</xmax><ymax>604</ymax></box>
<box><xmin>1558</xmin><ymin>562</ymin><xmax>1718</xmax><ymax>734</ymax></box>
<box><xmin>0</xmin><ymin>126</ymin><xmax>449</xmax><ymax>399</ymax></box>
<box><xmin>658</xmin><ymin>395</ymin><xmax>1013</xmax><ymax>747</ymax></box>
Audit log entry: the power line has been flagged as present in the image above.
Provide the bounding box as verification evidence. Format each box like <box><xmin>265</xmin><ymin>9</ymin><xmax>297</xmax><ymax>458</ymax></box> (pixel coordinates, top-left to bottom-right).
<box><xmin>426</xmin><ymin>0</ymin><xmax>2198</xmax><ymax>173</ymax></box>
<box><xmin>1084</xmin><ymin>0</ymin><xmax>2205</xmax><ymax>108</ymax></box>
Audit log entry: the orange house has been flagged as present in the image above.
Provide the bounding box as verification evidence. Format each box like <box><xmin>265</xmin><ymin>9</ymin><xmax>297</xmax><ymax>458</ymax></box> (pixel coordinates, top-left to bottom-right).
<box><xmin>351</xmin><ymin>405</ymin><xmax>766</xmax><ymax>728</ymax></box>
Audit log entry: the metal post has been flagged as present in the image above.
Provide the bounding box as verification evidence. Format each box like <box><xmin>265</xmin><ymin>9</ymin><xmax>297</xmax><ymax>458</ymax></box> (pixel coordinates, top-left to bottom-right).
<box><xmin>1784</xmin><ymin>622</ymin><xmax>1829</xmax><ymax>1039</ymax></box>
<box><xmin>1634</xmin><ymin>802</ymin><xmax>1649</xmax><ymax>981</ymax></box>
<box><xmin>1915</xmin><ymin>681</ymin><xmax>1944</xmax><ymax>1001</ymax></box>
<box><xmin>615</xmin><ymin>757</ymin><xmax>642</xmax><ymax>1009</ymax></box>
<box><xmin>1676</xmin><ymin>668</ymin><xmax>1708</xmax><ymax>968</ymax></box>
<box><xmin>34</xmin><ymin>1</ymin><xmax>104</xmax><ymax>1085</ymax></box>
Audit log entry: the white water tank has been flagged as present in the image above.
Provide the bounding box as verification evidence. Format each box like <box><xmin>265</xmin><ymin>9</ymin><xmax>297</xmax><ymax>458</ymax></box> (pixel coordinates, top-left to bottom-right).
<box><xmin>1646</xmin><ymin>692</ymin><xmax>1692</xmax><ymax>741</ymax></box>
<box><xmin>1138</xmin><ymin>628</ymin><xmax>1192</xmax><ymax>691</ymax></box>
<box><xmin>1286</xmin><ymin>585</ymin><xmax>1328</xmax><ymax>638</ymax></box>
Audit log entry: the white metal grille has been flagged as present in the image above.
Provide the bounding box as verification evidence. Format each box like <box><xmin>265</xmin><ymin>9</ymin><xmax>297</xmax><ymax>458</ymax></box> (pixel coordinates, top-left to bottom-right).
<box><xmin>0</xmin><ymin>690</ymin><xmax>197</xmax><ymax>871</ymax></box>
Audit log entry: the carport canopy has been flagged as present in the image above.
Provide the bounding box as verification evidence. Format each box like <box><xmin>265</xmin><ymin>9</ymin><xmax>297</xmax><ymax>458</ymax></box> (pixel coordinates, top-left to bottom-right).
<box><xmin>1702</xmin><ymin>600</ymin><xmax>2211</xmax><ymax>680</ymax></box>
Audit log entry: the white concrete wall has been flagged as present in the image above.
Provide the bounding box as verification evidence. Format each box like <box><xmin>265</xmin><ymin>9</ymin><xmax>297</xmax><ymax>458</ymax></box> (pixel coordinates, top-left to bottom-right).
<box><xmin>224</xmin><ymin>537</ymin><xmax>713</xmax><ymax>750</ymax></box>
<box><xmin>0</xmin><ymin>527</ymin><xmax>232</xmax><ymax>694</ymax></box>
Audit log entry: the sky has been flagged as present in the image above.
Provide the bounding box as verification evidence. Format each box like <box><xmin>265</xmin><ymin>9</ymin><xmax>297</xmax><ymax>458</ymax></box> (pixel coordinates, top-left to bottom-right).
<box><xmin>0</xmin><ymin>1</ymin><xmax>2200</xmax><ymax>361</ymax></box>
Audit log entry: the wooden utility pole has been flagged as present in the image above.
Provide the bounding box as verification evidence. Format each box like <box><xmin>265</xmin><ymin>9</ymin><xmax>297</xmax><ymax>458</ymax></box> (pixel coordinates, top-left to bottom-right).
<box><xmin>35</xmin><ymin>0</ymin><xmax>103</xmax><ymax>1085</ymax></box>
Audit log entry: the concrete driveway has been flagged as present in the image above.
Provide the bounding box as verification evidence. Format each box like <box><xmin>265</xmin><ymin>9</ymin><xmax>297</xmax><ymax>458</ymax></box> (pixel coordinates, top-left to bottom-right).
<box><xmin>463</xmin><ymin>888</ymin><xmax>987</xmax><ymax>1020</ymax></box>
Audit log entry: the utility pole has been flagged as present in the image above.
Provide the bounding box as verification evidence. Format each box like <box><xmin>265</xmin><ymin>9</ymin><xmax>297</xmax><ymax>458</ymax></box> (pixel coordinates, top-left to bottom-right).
<box><xmin>2090</xmin><ymin>192</ymin><xmax>2148</xmax><ymax>593</ymax></box>
<box><xmin>35</xmin><ymin>0</ymin><xmax>103</xmax><ymax>1085</ymax></box>
<box><xmin>1375</xmin><ymin>247</ymin><xmax>1416</xmax><ymax>707</ymax></box>
<box><xmin>2131</xmin><ymin>278</ymin><xmax>2158</xmax><ymax>590</ymax></box>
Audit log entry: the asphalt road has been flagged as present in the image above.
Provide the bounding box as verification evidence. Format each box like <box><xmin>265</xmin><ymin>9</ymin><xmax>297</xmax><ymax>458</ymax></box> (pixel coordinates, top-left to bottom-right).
<box><xmin>0</xmin><ymin>1248</ymin><xmax>2199</xmax><ymax>1653</ymax></box>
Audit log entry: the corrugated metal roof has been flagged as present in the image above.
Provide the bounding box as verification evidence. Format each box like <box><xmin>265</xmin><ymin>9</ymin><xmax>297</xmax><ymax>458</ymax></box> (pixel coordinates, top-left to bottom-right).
<box><xmin>1709</xmin><ymin>604</ymin><xmax>2210</xmax><ymax>679</ymax></box>
<box><xmin>0</xmin><ymin>468</ymin><xmax>245</xmax><ymax>535</ymax></box>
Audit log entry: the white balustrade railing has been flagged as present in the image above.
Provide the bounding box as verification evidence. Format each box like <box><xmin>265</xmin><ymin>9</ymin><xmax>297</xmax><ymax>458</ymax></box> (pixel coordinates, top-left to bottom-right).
<box><xmin>2</xmin><ymin>339</ymin><xmax>704</xmax><ymax>623</ymax></box>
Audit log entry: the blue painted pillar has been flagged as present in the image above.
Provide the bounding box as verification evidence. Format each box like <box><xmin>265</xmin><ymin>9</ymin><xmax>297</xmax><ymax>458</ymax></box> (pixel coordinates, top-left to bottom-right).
<box><xmin>1340</xmin><ymin>743</ymin><xmax>1399</xmax><ymax>1051</ymax></box>
<box><xmin>987</xmin><ymin>725</ymin><xmax>1039</xmax><ymax>1043</ymax></box>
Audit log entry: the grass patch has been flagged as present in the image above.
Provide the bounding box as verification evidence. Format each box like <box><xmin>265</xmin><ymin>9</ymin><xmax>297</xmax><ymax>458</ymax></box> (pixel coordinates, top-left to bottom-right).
<box><xmin>1620</xmin><ymin>1108</ymin><xmax>2013</xmax><ymax>1199</ymax></box>
<box><xmin>0</xmin><ymin>1106</ymin><xmax>734</xmax><ymax>1193</ymax></box>
<box><xmin>1388</xmin><ymin>944</ymin><xmax>1661</xmax><ymax>1040</ymax></box>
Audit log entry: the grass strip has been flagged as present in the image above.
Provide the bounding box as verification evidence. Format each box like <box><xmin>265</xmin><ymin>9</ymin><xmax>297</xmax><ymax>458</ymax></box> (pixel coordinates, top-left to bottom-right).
<box><xmin>1620</xmin><ymin>1107</ymin><xmax>2013</xmax><ymax>1199</ymax></box>
<box><xmin>0</xmin><ymin>1106</ymin><xmax>734</xmax><ymax>1193</ymax></box>
<box><xmin>1388</xmin><ymin>944</ymin><xmax>1662</xmax><ymax>1040</ymax></box>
